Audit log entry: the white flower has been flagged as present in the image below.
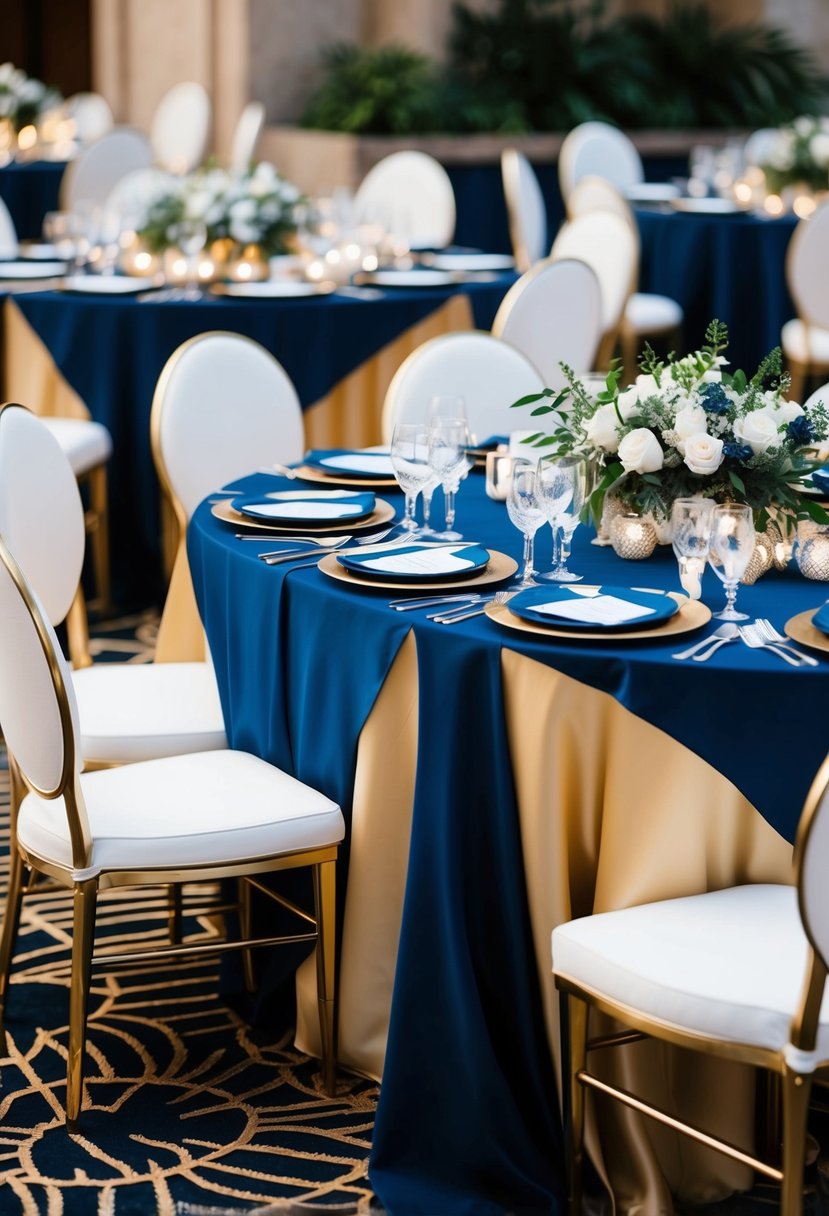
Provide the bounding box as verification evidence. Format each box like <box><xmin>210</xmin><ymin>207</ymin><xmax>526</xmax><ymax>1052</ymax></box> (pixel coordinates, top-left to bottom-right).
<box><xmin>810</xmin><ymin>133</ymin><xmax>829</xmax><ymax>168</ymax></box>
<box><xmin>795</xmin><ymin>115</ymin><xmax>815</xmax><ymax>138</ymax></box>
<box><xmin>633</xmin><ymin>372</ymin><xmax>660</xmax><ymax>397</ymax></box>
<box><xmin>229</xmin><ymin>198</ymin><xmax>257</xmax><ymax>223</ymax></box>
<box><xmin>701</xmin><ymin>369</ymin><xmax>722</xmax><ymax>383</ymax></box>
<box><xmin>673</xmin><ymin>404</ymin><xmax>708</xmax><ymax>451</ymax></box>
<box><xmin>776</xmin><ymin>400</ymin><xmax>805</xmax><ymax>424</ymax></box>
<box><xmin>683</xmin><ymin>432</ymin><xmax>724</xmax><ymax>475</ymax></box>
<box><xmin>618</xmin><ymin>428</ymin><xmax>664</xmax><ymax>474</ymax></box>
<box><xmin>617</xmin><ymin>386</ymin><xmax>643</xmax><ymax>421</ymax></box>
<box><xmin>184</xmin><ymin>189</ymin><xmax>213</xmax><ymax>220</ymax></box>
<box><xmin>585</xmin><ymin>403</ymin><xmax>622</xmax><ymax>453</ymax></box>
<box><xmin>229</xmin><ymin>217</ymin><xmax>260</xmax><ymax>244</ymax></box>
<box><xmin>733</xmin><ymin>410</ymin><xmax>780</xmax><ymax>455</ymax></box>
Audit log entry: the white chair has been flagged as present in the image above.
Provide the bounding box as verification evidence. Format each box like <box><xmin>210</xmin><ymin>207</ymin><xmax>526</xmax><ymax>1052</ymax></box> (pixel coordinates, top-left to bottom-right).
<box><xmin>382</xmin><ymin>331</ymin><xmax>545</xmax><ymax>443</ymax></box>
<box><xmin>0</xmin><ymin>532</ymin><xmax>343</xmax><ymax>1127</ymax></box>
<box><xmin>551</xmin><ymin>210</ymin><xmax>638</xmax><ymax>369</ymax></box>
<box><xmin>558</xmin><ymin>121</ymin><xmax>644</xmax><ymax>205</ymax></box>
<box><xmin>0</xmin><ymin>195</ymin><xmax>18</xmax><ymax>259</ymax></box>
<box><xmin>0</xmin><ymin>403</ymin><xmax>227</xmax><ymax>766</ymax></box>
<box><xmin>492</xmin><ymin>258</ymin><xmax>602</xmax><ymax>388</ymax></box>
<box><xmin>150</xmin><ymin>81</ymin><xmax>211</xmax><ymax>175</ymax></box>
<box><xmin>355</xmin><ymin>151</ymin><xmax>456</xmax><ymax>250</ymax></box>
<box><xmin>501</xmin><ymin>149</ymin><xmax>547</xmax><ymax>273</ymax></box>
<box><xmin>744</xmin><ymin>127</ymin><xmax>780</xmax><ymax>168</ymax></box>
<box><xmin>65</xmin><ymin>92</ymin><xmax>114</xmax><ymax>144</ymax></box>
<box><xmin>553</xmin><ymin>752</ymin><xmax>829</xmax><ymax>1216</ymax></box>
<box><xmin>567</xmin><ymin>177</ymin><xmax>684</xmax><ymax>379</ymax></box>
<box><xmin>231</xmin><ymin>101</ymin><xmax>265</xmax><ymax>176</ymax></box>
<box><xmin>59</xmin><ymin>127</ymin><xmax>153</xmax><ymax>212</ymax></box>
<box><xmin>104</xmin><ymin>166</ymin><xmax>176</xmax><ymax>227</ymax></box>
<box><xmin>782</xmin><ymin>202</ymin><xmax>829</xmax><ymax>404</ymax></box>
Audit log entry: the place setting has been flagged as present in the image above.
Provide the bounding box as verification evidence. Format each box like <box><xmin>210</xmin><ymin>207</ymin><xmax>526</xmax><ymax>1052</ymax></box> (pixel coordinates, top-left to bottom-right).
<box><xmin>211</xmin><ymin>486</ymin><xmax>397</xmax><ymax>535</ymax></box>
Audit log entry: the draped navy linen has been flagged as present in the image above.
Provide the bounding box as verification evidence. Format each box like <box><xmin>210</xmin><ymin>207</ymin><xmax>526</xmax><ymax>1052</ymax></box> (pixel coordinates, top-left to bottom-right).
<box><xmin>0</xmin><ymin>160</ymin><xmax>64</xmax><ymax>240</ymax></box>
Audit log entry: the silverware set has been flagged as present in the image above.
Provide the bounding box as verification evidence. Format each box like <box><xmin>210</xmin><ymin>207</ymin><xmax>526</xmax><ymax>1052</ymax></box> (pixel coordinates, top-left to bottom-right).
<box><xmin>257</xmin><ymin>526</ymin><xmax>406</xmax><ymax>564</ymax></box>
<box><xmin>673</xmin><ymin>618</ymin><xmax>818</xmax><ymax>666</ymax></box>
<box><xmin>388</xmin><ymin>589</ymin><xmax>517</xmax><ymax>623</ymax></box>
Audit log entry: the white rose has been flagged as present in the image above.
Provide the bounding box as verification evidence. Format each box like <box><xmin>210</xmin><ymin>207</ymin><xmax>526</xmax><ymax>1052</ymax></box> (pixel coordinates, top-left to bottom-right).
<box><xmin>674</xmin><ymin>404</ymin><xmax>708</xmax><ymax>451</ymax></box>
<box><xmin>683</xmin><ymin>432</ymin><xmax>724</xmax><ymax>475</ymax></box>
<box><xmin>184</xmin><ymin>189</ymin><xmax>213</xmax><ymax>220</ymax></box>
<box><xmin>733</xmin><ymin>410</ymin><xmax>780</xmax><ymax>454</ymax></box>
<box><xmin>229</xmin><ymin>218</ymin><xmax>260</xmax><ymax>244</ymax></box>
<box><xmin>586</xmin><ymin>403</ymin><xmax>622</xmax><ymax>453</ymax></box>
<box><xmin>618</xmin><ymin>386</ymin><xmax>643</xmax><ymax>421</ymax></box>
<box><xmin>634</xmin><ymin>373</ymin><xmax>660</xmax><ymax>397</ymax></box>
<box><xmin>618</xmin><ymin>428</ymin><xmax>664</xmax><ymax>474</ymax></box>
<box><xmin>229</xmin><ymin>198</ymin><xmax>257</xmax><ymax>223</ymax></box>
<box><xmin>776</xmin><ymin>400</ymin><xmax>805</xmax><ymax>424</ymax></box>
<box><xmin>701</xmin><ymin>369</ymin><xmax>722</xmax><ymax>383</ymax></box>
<box><xmin>795</xmin><ymin>115</ymin><xmax>815</xmax><ymax>138</ymax></box>
<box><xmin>810</xmin><ymin>133</ymin><xmax>829</xmax><ymax>168</ymax></box>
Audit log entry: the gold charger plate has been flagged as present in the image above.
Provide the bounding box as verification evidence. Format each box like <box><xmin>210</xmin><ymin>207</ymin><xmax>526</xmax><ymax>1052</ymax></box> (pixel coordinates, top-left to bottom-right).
<box><xmin>784</xmin><ymin>609</ymin><xmax>829</xmax><ymax>654</ymax></box>
<box><xmin>211</xmin><ymin>496</ymin><xmax>396</xmax><ymax>534</ymax></box>
<box><xmin>485</xmin><ymin>592</ymin><xmax>710</xmax><ymax>641</ymax></box>
<box><xmin>317</xmin><ymin>547</ymin><xmax>517</xmax><ymax>592</ymax></box>
<box><xmin>293</xmin><ymin>464</ymin><xmax>399</xmax><ymax>489</ymax></box>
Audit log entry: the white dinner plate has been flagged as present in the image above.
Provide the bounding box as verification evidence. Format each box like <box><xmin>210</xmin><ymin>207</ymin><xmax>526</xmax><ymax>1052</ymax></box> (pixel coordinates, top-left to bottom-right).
<box><xmin>0</xmin><ymin>259</ymin><xmax>67</xmax><ymax>279</ymax></box>
<box><xmin>17</xmin><ymin>242</ymin><xmax>62</xmax><ymax>261</ymax></box>
<box><xmin>624</xmin><ymin>183</ymin><xmax>680</xmax><ymax>203</ymax></box>
<box><xmin>60</xmin><ymin>275</ymin><xmax>153</xmax><ymax>294</ymax></box>
<box><xmin>212</xmin><ymin>280</ymin><xmax>336</xmax><ymax>299</ymax></box>
<box><xmin>424</xmin><ymin>253</ymin><xmax>515</xmax><ymax>272</ymax></box>
<box><xmin>669</xmin><ymin>197</ymin><xmax>744</xmax><ymax>215</ymax></box>
<box><xmin>358</xmin><ymin>270</ymin><xmax>457</xmax><ymax>288</ymax></box>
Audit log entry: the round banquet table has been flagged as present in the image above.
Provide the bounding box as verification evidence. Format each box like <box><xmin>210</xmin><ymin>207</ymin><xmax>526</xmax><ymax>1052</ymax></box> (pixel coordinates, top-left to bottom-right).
<box><xmin>187</xmin><ymin>467</ymin><xmax>822</xmax><ymax>1216</ymax></box>
<box><xmin>2</xmin><ymin>273</ymin><xmax>512</xmax><ymax>602</ymax></box>
<box><xmin>635</xmin><ymin>206</ymin><xmax>798</xmax><ymax>376</ymax></box>
<box><xmin>0</xmin><ymin>159</ymin><xmax>65</xmax><ymax>240</ymax></box>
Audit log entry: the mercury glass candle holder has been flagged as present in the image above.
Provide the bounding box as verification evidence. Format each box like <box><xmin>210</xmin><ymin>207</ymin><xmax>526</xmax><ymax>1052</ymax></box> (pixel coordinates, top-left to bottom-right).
<box><xmin>610</xmin><ymin>513</ymin><xmax>658</xmax><ymax>560</ymax></box>
<box><xmin>485</xmin><ymin>451</ymin><xmax>517</xmax><ymax>501</ymax></box>
<box><xmin>796</xmin><ymin>523</ymin><xmax>829</xmax><ymax>581</ymax></box>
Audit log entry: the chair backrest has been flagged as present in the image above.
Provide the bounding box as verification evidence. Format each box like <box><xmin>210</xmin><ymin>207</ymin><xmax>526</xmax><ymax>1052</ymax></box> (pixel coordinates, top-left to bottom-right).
<box><xmin>501</xmin><ymin>149</ymin><xmax>547</xmax><ymax>273</ymax></box>
<box><xmin>382</xmin><ymin>331</ymin><xmax>545</xmax><ymax>443</ymax></box>
<box><xmin>551</xmin><ymin>209</ymin><xmax>637</xmax><ymax>338</ymax></box>
<box><xmin>355</xmin><ymin>151</ymin><xmax>456</xmax><ymax>250</ymax></box>
<box><xmin>0</xmin><ymin>195</ymin><xmax>18</xmax><ymax>259</ymax></box>
<box><xmin>492</xmin><ymin>258</ymin><xmax>603</xmax><ymax>389</ymax></box>
<box><xmin>743</xmin><ymin>127</ymin><xmax>779</xmax><ymax>167</ymax></box>
<box><xmin>0</xmin><ymin>404</ymin><xmax>85</xmax><ymax>627</ymax></box>
<box><xmin>803</xmin><ymin>381</ymin><xmax>829</xmax><ymax>412</ymax></box>
<box><xmin>65</xmin><ymin>92</ymin><xmax>114</xmax><ymax>144</ymax></box>
<box><xmin>151</xmin><ymin>81</ymin><xmax>211</xmax><ymax>175</ymax></box>
<box><xmin>59</xmin><ymin>127</ymin><xmax>153</xmax><ymax>211</ymax></box>
<box><xmin>104</xmin><ymin>166</ymin><xmax>176</xmax><ymax>226</ymax></box>
<box><xmin>786</xmin><ymin>202</ymin><xmax>829</xmax><ymax>332</ymax></box>
<box><xmin>567</xmin><ymin>175</ymin><xmax>634</xmax><ymax>226</ymax></box>
<box><xmin>797</xmin><ymin>753</ymin><xmax>829</xmax><ymax>974</ymax></box>
<box><xmin>151</xmin><ymin>332</ymin><xmax>305</xmax><ymax>524</ymax></box>
<box><xmin>558</xmin><ymin>121</ymin><xmax>643</xmax><ymax>203</ymax></box>
<box><xmin>230</xmin><ymin>101</ymin><xmax>265</xmax><ymax>176</ymax></box>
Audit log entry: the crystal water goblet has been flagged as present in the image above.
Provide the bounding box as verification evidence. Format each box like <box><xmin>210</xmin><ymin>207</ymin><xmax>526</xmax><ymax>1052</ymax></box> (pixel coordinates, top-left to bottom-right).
<box><xmin>390</xmin><ymin>423</ymin><xmax>434</xmax><ymax>533</ymax></box>
<box><xmin>427</xmin><ymin>417</ymin><xmax>470</xmax><ymax>541</ymax></box>
<box><xmin>536</xmin><ymin>455</ymin><xmax>587</xmax><ymax>582</ymax></box>
<box><xmin>708</xmin><ymin>503</ymin><xmax>755</xmax><ymax>620</ymax></box>
<box><xmin>506</xmin><ymin>463</ymin><xmax>546</xmax><ymax>588</ymax></box>
<box><xmin>670</xmin><ymin>497</ymin><xmax>715</xmax><ymax>600</ymax></box>
<box><xmin>169</xmin><ymin>219</ymin><xmax>207</xmax><ymax>298</ymax></box>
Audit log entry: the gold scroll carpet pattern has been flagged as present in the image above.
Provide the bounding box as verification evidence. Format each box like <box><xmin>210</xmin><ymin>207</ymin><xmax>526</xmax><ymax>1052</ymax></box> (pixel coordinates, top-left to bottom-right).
<box><xmin>0</xmin><ymin>613</ymin><xmax>379</xmax><ymax>1216</ymax></box>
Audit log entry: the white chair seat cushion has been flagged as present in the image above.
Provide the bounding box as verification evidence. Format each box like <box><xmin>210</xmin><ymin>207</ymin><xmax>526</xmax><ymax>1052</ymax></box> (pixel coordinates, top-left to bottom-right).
<box><xmin>553</xmin><ymin>885</ymin><xmax>829</xmax><ymax>1061</ymax></box>
<box><xmin>625</xmin><ymin>292</ymin><xmax>683</xmax><ymax>332</ymax></box>
<box><xmin>72</xmin><ymin>662</ymin><xmax>228</xmax><ymax>763</ymax></box>
<box><xmin>40</xmin><ymin>417</ymin><xmax>113</xmax><ymax>475</ymax></box>
<box><xmin>18</xmin><ymin>749</ymin><xmax>344</xmax><ymax>873</ymax></box>
<box><xmin>781</xmin><ymin>319</ymin><xmax>829</xmax><ymax>364</ymax></box>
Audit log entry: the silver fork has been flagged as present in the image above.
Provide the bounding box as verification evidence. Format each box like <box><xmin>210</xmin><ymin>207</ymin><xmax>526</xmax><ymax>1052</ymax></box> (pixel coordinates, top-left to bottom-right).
<box><xmin>753</xmin><ymin>618</ymin><xmax>819</xmax><ymax>667</ymax></box>
<box><xmin>259</xmin><ymin>525</ymin><xmax>404</xmax><ymax>564</ymax></box>
<box><xmin>738</xmin><ymin>623</ymin><xmax>803</xmax><ymax>666</ymax></box>
<box><xmin>431</xmin><ymin>589</ymin><xmax>517</xmax><ymax>624</ymax></box>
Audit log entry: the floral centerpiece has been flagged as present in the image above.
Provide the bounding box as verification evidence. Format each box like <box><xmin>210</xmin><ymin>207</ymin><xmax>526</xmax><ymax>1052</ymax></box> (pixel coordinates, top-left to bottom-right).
<box><xmin>136</xmin><ymin>162</ymin><xmax>304</xmax><ymax>258</ymax></box>
<box><xmin>0</xmin><ymin>62</ymin><xmax>61</xmax><ymax>132</ymax></box>
<box><xmin>752</xmin><ymin>114</ymin><xmax>829</xmax><ymax>196</ymax></box>
<box><xmin>514</xmin><ymin>321</ymin><xmax>829</xmax><ymax>544</ymax></box>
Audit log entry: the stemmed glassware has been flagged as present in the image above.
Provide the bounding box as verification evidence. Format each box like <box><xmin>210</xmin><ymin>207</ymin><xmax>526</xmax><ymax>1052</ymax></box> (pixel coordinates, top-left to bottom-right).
<box><xmin>535</xmin><ymin>455</ymin><xmax>587</xmax><ymax>582</ymax></box>
<box><xmin>707</xmin><ymin>503</ymin><xmax>755</xmax><ymax>620</ymax></box>
<box><xmin>506</xmin><ymin>462</ymin><xmax>546</xmax><ymax>588</ymax></box>
<box><xmin>390</xmin><ymin>422</ymin><xmax>434</xmax><ymax>534</ymax></box>
<box><xmin>169</xmin><ymin>219</ymin><xmax>207</xmax><ymax>298</ymax></box>
<box><xmin>670</xmin><ymin>497</ymin><xmax>715</xmax><ymax>600</ymax></box>
<box><xmin>427</xmin><ymin>417</ymin><xmax>470</xmax><ymax>541</ymax></box>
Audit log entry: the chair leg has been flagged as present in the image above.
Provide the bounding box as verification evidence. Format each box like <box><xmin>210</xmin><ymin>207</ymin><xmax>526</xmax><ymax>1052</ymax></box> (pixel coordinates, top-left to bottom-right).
<box><xmin>0</xmin><ymin>849</ymin><xmax>26</xmax><ymax>1054</ymax></box>
<box><xmin>560</xmin><ymin>992</ymin><xmax>588</xmax><ymax>1216</ymax></box>
<box><xmin>787</xmin><ymin>361</ymin><xmax>808</xmax><ymax>407</ymax></box>
<box><xmin>780</xmin><ymin>1065</ymin><xmax>812</xmax><ymax>1216</ymax></box>
<box><xmin>85</xmin><ymin>464</ymin><xmax>111</xmax><ymax>615</ymax></box>
<box><xmin>66</xmin><ymin>878</ymin><xmax>98</xmax><ymax>1132</ymax></box>
<box><xmin>238</xmin><ymin>878</ymin><xmax>256</xmax><ymax>995</ymax></box>
<box><xmin>620</xmin><ymin>321</ymin><xmax>639</xmax><ymax>385</ymax></box>
<box><xmin>313</xmin><ymin>860</ymin><xmax>337</xmax><ymax>1097</ymax></box>
<box><xmin>167</xmin><ymin>884</ymin><xmax>183</xmax><ymax>945</ymax></box>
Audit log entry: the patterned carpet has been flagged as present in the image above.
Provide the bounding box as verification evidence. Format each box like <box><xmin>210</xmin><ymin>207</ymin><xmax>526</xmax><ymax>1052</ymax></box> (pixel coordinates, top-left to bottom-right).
<box><xmin>0</xmin><ymin>612</ymin><xmax>380</xmax><ymax>1216</ymax></box>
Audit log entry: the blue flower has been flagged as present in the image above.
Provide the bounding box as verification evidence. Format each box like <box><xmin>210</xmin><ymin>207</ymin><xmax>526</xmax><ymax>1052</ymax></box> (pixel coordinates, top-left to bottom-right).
<box><xmin>722</xmin><ymin>442</ymin><xmax>753</xmax><ymax>463</ymax></box>
<box><xmin>787</xmin><ymin>415</ymin><xmax>814</xmax><ymax>446</ymax></box>
<box><xmin>699</xmin><ymin>383</ymin><xmax>730</xmax><ymax>414</ymax></box>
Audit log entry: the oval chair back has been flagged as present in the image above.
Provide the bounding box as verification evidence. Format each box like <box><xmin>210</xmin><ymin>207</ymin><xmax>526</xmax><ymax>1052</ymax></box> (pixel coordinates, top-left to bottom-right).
<box><xmin>150</xmin><ymin>81</ymin><xmax>211</xmax><ymax>175</ymax></box>
<box><xmin>558</xmin><ymin>121</ymin><xmax>643</xmax><ymax>204</ymax></box>
<box><xmin>787</xmin><ymin>202</ymin><xmax>829</xmax><ymax>333</ymax></box>
<box><xmin>501</xmin><ymin>148</ymin><xmax>547</xmax><ymax>273</ymax></box>
<box><xmin>551</xmin><ymin>209</ymin><xmax>637</xmax><ymax>366</ymax></box>
<box><xmin>60</xmin><ymin>127</ymin><xmax>153</xmax><ymax>211</ymax></box>
<box><xmin>355</xmin><ymin>151</ymin><xmax>456</xmax><ymax>250</ymax></box>
<box><xmin>230</xmin><ymin>101</ymin><xmax>265</xmax><ymax>175</ymax></box>
<box><xmin>65</xmin><ymin>92</ymin><xmax>114</xmax><ymax>144</ymax></box>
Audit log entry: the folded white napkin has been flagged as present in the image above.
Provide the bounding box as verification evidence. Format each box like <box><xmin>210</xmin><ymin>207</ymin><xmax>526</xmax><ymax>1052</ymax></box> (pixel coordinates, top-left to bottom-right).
<box><xmin>244</xmin><ymin>501</ymin><xmax>365</xmax><ymax>519</ymax></box>
<box><xmin>358</xmin><ymin>546</ymin><xmax>476</xmax><ymax>575</ymax></box>
<box><xmin>531</xmin><ymin>594</ymin><xmax>655</xmax><ymax>625</ymax></box>
<box><xmin>320</xmin><ymin>454</ymin><xmax>394</xmax><ymax>474</ymax></box>
<box><xmin>266</xmin><ymin>490</ymin><xmax>364</xmax><ymax>501</ymax></box>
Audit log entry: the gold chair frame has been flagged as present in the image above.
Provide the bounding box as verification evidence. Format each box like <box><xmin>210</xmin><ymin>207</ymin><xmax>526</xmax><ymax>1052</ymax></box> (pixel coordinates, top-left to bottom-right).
<box><xmin>0</xmin><ymin>536</ymin><xmax>339</xmax><ymax>1130</ymax></box>
<box><xmin>556</xmin><ymin>752</ymin><xmax>829</xmax><ymax>1216</ymax></box>
<box><xmin>784</xmin><ymin>213</ymin><xmax>829</xmax><ymax>404</ymax></box>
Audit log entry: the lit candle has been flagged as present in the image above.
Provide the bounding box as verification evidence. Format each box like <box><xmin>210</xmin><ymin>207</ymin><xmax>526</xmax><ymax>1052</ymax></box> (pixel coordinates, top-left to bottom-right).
<box><xmin>610</xmin><ymin>513</ymin><xmax>658</xmax><ymax>560</ymax></box>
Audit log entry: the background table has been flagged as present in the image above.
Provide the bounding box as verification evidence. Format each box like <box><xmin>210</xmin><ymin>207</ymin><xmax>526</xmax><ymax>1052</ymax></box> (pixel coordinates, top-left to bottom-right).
<box><xmin>188</xmin><ymin>469</ymin><xmax>819</xmax><ymax>1215</ymax></box>
<box><xmin>3</xmin><ymin>274</ymin><xmax>512</xmax><ymax>602</ymax></box>
<box><xmin>636</xmin><ymin>206</ymin><xmax>798</xmax><ymax>375</ymax></box>
<box><xmin>0</xmin><ymin>159</ymin><xmax>65</xmax><ymax>240</ymax></box>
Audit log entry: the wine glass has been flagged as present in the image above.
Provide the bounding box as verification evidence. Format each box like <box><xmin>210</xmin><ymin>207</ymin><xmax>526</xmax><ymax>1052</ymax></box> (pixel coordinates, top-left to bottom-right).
<box><xmin>536</xmin><ymin>455</ymin><xmax>587</xmax><ymax>582</ymax></box>
<box><xmin>427</xmin><ymin>416</ymin><xmax>470</xmax><ymax>541</ymax></box>
<box><xmin>390</xmin><ymin>423</ymin><xmax>433</xmax><ymax>533</ymax></box>
<box><xmin>506</xmin><ymin>462</ymin><xmax>546</xmax><ymax>588</ymax></box>
<box><xmin>169</xmin><ymin>219</ymin><xmax>207</xmax><ymax>298</ymax></box>
<box><xmin>670</xmin><ymin>497</ymin><xmax>715</xmax><ymax>600</ymax></box>
<box><xmin>707</xmin><ymin>503</ymin><xmax>755</xmax><ymax>620</ymax></box>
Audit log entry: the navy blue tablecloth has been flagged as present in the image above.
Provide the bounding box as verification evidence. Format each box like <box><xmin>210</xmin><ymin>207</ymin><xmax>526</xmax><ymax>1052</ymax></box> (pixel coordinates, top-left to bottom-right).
<box><xmin>636</xmin><ymin>207</ymin><xmax>798</xmax><ymax>375</ymax></box>
<box><xmin>0</xmin><ymin>160</ymin><xmax>65</xmax><ymax>240</ymax></box>
<box><xmin>10</xmin><ymin>276</ymin><xmax>511</xmax><ymax>602</ymax></box>
<box><xmin>188</xmin><ymin>469</ymin><xmax>824</xmax><ymax>1215</ymax></box>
